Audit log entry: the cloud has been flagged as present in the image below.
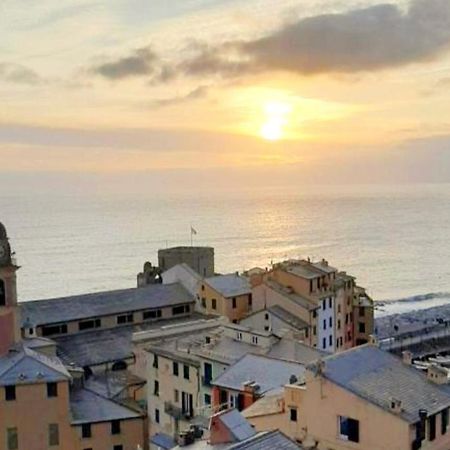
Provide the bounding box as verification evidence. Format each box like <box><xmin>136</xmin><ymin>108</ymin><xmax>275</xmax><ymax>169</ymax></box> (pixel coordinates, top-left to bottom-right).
<box><xmin>0</xmin><ymin>63</ymin><xmax>43</xmax><ymax>85</ymax></box>
<box><xmin>150</xmin><ymin>85</ymin><xmax>209</xmax><ymax>108</ymax></box>
<box><xmin>180</xmin><ymin>0</ymin><xmax>450</xmax><ymax>77</ymax></box>
<box><xmin>92</xmin><ymin>46</ymin><xmax>159</xmax><ymax>80</ymax></box>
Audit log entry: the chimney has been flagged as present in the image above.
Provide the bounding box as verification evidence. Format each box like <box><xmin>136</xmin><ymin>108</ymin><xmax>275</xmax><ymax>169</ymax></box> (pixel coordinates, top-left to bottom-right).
<box><xmin>402</xmin><ymin>351</ymin><xmax>413</xmax><ymax>365</ymax></box>
<box><xmin>390</xmin><ymin>397</ymin><xmax>402</xmax><ymax>414</ymax></box>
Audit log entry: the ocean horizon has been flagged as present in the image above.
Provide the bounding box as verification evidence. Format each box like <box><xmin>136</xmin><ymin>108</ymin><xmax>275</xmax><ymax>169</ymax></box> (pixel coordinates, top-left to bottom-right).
<box><xmin>2</xmin><ymin>182</ymin><xmax>450</xmax><ymax>317</ymax></box>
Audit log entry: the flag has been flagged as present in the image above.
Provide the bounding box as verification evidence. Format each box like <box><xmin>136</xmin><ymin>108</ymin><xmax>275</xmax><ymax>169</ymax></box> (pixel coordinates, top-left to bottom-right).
<box><xmin>191</xmin><ymin>226</ymin><xmax>197</xmax><ymax>235</ymax></box>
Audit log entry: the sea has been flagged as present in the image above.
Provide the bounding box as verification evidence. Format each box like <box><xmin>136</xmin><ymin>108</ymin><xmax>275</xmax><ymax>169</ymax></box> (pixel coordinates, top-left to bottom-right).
<box><xmin>1</xmin><ymin>183</ymin><xmax>450</xmax><ymax>318</ymax></box>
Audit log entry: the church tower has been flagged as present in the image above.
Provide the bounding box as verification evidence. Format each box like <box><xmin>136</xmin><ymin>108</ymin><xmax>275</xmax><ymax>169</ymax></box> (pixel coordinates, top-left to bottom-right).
<box><xmin>0</xmin><ymin>222</ymin><xmax>21</xmax><ymax>355</ymax></box>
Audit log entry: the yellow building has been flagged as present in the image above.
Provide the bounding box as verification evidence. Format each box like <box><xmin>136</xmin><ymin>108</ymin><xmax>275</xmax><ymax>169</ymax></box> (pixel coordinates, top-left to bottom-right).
<box><xmin>199</xmin><ymin>274</ymin><xmax>252</xmax><ymax>323</ymax></box>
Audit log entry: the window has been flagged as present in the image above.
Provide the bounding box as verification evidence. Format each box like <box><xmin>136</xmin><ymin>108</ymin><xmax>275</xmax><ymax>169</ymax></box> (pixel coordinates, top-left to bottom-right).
<box><xmin>78</xmin><ymin>319</ymin><xmax>101</xmax><ymax>331</ymax></box>
<box><xmin>204</xmin><ymin>393</ymin><xmax>211</xmax><ymax>405</ymax></box>
<box><xmin>111</xmin><ymin>420</ymin><xmax>121</xmax><ymax>435</ymax></box>
<box><xmin>5</xmin><ymin>385</ymin><xmax>16</xmax><ymax>401</ymax></box>
<box><xmin>117</xmin><ymin>314</ymin><xmax>133</xmax><ymax>324</ymax></box>
<box><xmin>442</xmin><ymin>408</ymin><xmax>449</xmax><ymax>435</ymax></box>
<box><xmin>329</xmin><ymin>335</ymin><xmax>332</xmax><ymax>346</ymax></box>
<box><xmin>81</xmin><ymin>423</ymin><xmax>92</xmax><ymax>439</ymax></box>
<box><xmin>339</xmin><ymin>416</ymin><xmax>359</xmax><ymax>443</ymax></box>
<box><xmin>183</xmin><ymin>364</ymin><xmax>190</xmax><ymax>380</ymax></box>
<box><xmin>232</xmin><ymin>298</ymin><xmax>237</xmax><ymax>309</ymax></box>
<box><xmin>429</xmin><ymin>414</ymin><xmax>436</xmax><ymax>441</ymax></box>
<box><xmin>7</xmin><ymin>427</ymin><xmax>18</xmax><ymax>450</ymax></box>
<box><xmin>48</xmin><ymin>424</ymin><xmax>59</xmax><ymax>446</ymax></box>
<box><xmin>264</xmin><ymin>326</ymin><xmax>269</xmax><ymax>331</ymax></box>
<box><xmin>201</xmin><ymin>298</ymin><xmax>206</xmax><ymax>308</ymax></box>
<box><xmin>329</xmin><ymin>317</ymin><xmax>332</xmax><ymax>328</ymax></box>
<box><xmin>359</xmin><ymin>323</ymin><xmax>366</xmax><ymax>333</ymax></box>
<box><xmin>143</xmin><ymin>309</ymin><xmax>162</xmax><ymax>320</ymax></box>
<box><xmin>172</xmin><ymin>305</ymin><xmax>189</xmax><ymax>315</ymax></box>
<box><xmin>322</xmin><ymin>299</ymin><xmax>326</xmax><ymax>310</ymax></box>
<box><xmin>248</xmin><ymin>294</ymin><xmax>252</xmax><ymax>307</ymax></box>
<box><xmin>47</xmin><ymin>382</ymin><xmax>58</xmax><ymax>398</ymax></box>
<box><xmin>337</xmin><ymin>320</ymin><xmax>341</xmax><ymax>330</ymax></box>
<box><xmin>201</xmin><ymin>284</ymin><xmax>205</xmax><ymax>291</ymax></box>
<box><xmin>174</xmin><ymin>389</ymin><xmax>179</xmax><ymax>403</ymax></box>
<box><xmin>237</xmin><ymin>332</ymin><xmax>243</xmax><ymax>341</ymax></box>
<box><xmin>113</xmin><ymin>446</ymin><xmax>123</xmax><ymax>450</ymax></box>
<box><xmin>172</xmin><ymin>361</ymin><xmax>179</xmax><ymax>376</ymax></box>
<box><xmin>153</xmin><ymin>355</ymin><xmax>159</xmax><ymax>369</ymax></box>
<box><xmin>0</xmin><ymin>280</ymin><xmax>5</xmax><ymax>306</ymax></box>
<box><xmin>359</xmin><ymin>307</ymin><xmax>365</xmax><ymax>317</ymax></box>
<box><xmin>322</xmin><ymin>338</ymin><xmax>326</xmax><ymax>349</ymax></box>
<box><xmin>252</xmin><ymin>336</ymin><xmax>258</xmax><ymax>345</ymax></box>
<box><xmin>312</xmin><ymin>310</ymin><xmax>317</xmax><ymax>318</ymax></box>
<box><xmin>329</xmin><ymin>297</ymin><xmax>332</xmax><ymax>308</ymax></box>
<box><xmin>313</xmin><ymin>326</ymin><xmax>317</xmax><ymax>336</ymax></box>
<box><xmin>337</xmin><ymin>304</ymin><xmax>341</xmax><ymax>313</ymax></box>
<box><xmin>323</xmin><ymin>320</ymin><xmax>326</xmax><ymax>330</ymax></box>
<box><xmin>290</xmin><ymin>408</ymin><xmax>298</xmax><ymax>422</ymax></box>
<box><xmin>212</xmin><ymin>298</ymin><xmax>217</xmax><ymax>310</ymax></box>
<box><xmin>336</xmin><ymin>338</ymin><xmax>340</xmax><ymax>348</ymax></box>
<box><xmin>340</xmin><ymin>337</ymin><xmax>343</xmax><ymax>347</ymax></box>
<box><xmin>154</xmin><ymin>380</ymin><xmax>159</xmax><ymax>396</ymax></box>
<box><xmin>305</xmin><ymin>328</ymin><xmax>309</xmax><ymax>338</ymax></box>
<box><xmin>42</xmin><ymin>324</ymin><xmax>67</xmax><ymax>336</ymax></box>
<box><xmin>155</xmin><ymin>408</ymin><xmax>160</xmax><ymax>424</ymax></box>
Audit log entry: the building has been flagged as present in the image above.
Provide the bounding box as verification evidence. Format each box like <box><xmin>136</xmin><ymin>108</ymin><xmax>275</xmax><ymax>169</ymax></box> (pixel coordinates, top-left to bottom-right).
<box><xmin>199</xmin><ymin>274</ymin><xmax>252</xmax><ymax>322</ymax></box>
<box><xmin>283</xmin><ymin>345</ymin><xmax>450</xmax><ymax>450</ymax></box>
<box><xmin>21</xmin><ymin>282</ymin><xmax>195</xmax><ymax>338</ymax></box>
<box><xmin>161</xmin><ymin>263</ymin><xmax>203</xmax><ymax>299</ymax></box>
<box><xmin>0</xmin><ymin>222</ymin><xmax>147</xmax><ymax>450</ymax></box>
<box><xmin>170</xmin><ymin>408</ymin><xmax>303</xmax><ymax>449</ymax></box>
<box><xmin>211</xmin><ymin>354</ymin><xmax>305</xmax><ymax>413</ymax></box>
<box><xmin>158</xmin><ymin>247</ymin><xmax>214</xmax><ymax>278</ymax></box>
<box><xmin>251</xmin><ymin>259</ymin><xmax>374</xmax><ymax>352</ymax></box>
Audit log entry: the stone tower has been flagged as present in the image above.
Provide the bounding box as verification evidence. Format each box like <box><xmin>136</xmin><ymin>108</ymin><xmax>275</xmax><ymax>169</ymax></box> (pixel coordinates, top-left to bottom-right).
<box><xmin>0</xmin><ymin>222</ymin><xmax>21</xmax><ymax>355</ymax></box>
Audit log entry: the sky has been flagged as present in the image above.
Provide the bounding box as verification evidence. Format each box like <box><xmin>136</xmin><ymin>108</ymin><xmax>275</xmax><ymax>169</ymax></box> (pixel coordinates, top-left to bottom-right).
<box><xmin>1</xmin><ymin>0</ymin><xmax>450</xmax><ymax>189</ymax></box>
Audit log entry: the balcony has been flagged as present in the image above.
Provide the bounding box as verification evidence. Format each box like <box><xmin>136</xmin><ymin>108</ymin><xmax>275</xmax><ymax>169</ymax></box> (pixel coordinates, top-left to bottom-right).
<box><xmin>164</xmin><ymin>401</ymin><xmax>192</xmax><ymax>420</ymax></box>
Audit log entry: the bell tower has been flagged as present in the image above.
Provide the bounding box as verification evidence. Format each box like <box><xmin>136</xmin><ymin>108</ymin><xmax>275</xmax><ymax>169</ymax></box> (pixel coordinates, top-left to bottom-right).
<box><xmin>0</xmin><ymin>222</ymin><xmax>21</xmax><ymax>355</ymax></box>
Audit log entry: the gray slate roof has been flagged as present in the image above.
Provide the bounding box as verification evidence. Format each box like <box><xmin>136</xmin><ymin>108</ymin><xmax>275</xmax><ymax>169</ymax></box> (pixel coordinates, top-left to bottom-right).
<box><xmin>212</xmin><ymin>354</ymin><xmax>304</xmax><ymax>393</ymax></box>
<box><xmin>21</xmin><ymin>282</ymin><xmax>194</xmax><ymax>326</ymax></box>
<box><xmin>318</xmin><ymin>345</ymin><xmax>450</xmax><ymax>423</ymax></box>
<box><xmin>205</xmin><ymin>274</ymin><xmax>251</xmax><ymax>298</ymax></box>
<box><xmin>217</xmin><ymin>409</ymin><xmax>256</xmax><ymax>442</ymax></box>
<box><xmin>268</xmin><ymin>338</ymin><xmax>325</xmax><ymax>365</ymax></box>
<box><xmin>228</xmin><ymin>430</ymin><xmax>302</xmax><ymax>449</ymax></box>
<box><xmin>268</xmin><ymin>305</ymin><xmax>309</xmax><ymax>330</ymax></box>
<box><xmin>70</xmin><ymin>388</ymin><xmax>141</xmax><ymax>424</ymax></box>
<box><xmin>0</xmin><ymin>346</ymin><xmax>70</xmax><ymax>386</ymax></box>
<box><xmin>55</xmin><ymin>313</ymin><xmax>211</xmax><ymax>367</ymax></box>
<box><xmin>151</xmin><ymin>433</ymin><xmax>176</xmax><ymax>450</ymax></box>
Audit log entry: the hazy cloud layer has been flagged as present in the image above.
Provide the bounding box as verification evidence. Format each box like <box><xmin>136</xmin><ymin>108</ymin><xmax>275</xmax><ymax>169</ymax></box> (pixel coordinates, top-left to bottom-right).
<box><xmin>0</xmin><ymin>63</ymin><xmax>42</xmax><ymax>85</ymax></box>
<box><xmin>92</xmin><ymin>47</ymin><xmax>159</xmax><ymax>79</ymax></box>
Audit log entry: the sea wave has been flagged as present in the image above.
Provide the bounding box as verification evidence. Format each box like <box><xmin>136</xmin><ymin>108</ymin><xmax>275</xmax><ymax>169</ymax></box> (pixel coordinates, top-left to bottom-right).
<box><xmin>378</xmin><ymin>292</ymin><xmax>450</xmax><ymax>305</ymax></box>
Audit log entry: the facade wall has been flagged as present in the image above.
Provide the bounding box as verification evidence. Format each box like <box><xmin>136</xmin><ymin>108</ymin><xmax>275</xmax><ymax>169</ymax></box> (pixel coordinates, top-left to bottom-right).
<box><xmin>317</xmin><ymin>296</ymin><xmax>335</xmax><ymax>353</ymax></box>
<box><xmin>0</xmin><ymin>380</ymin><xmax>77</xmax><ymax>450</ymax></box>
<box><xmin>72</xmin><ymin>418</ymin><xmax>146</xmax><ymax>450</ymax></box>
<box><xmin>35</xmin><ymin>303</ymin><xmax>193</xmax><ymax>338</ymax></box>
<box><xmin>284</xmin><ymin>375</ymin><xmax>450</xmax><ymax>450</ymax></box>
<box><xmin>146</xmin><ymin>351</ymin><xmax>200</xmax><ymax>439</ymax></box>
<box><xmin>199</xmin><ymin>283</ymin><xmax>251</xmax><ymax>322</ymax></box>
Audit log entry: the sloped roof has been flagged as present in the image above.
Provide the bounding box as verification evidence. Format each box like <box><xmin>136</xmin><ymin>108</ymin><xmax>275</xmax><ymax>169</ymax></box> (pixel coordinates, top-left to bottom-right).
<box><xmin>21</xmin><ymin>282</ymin><xmax>194</xmax><ymax>326</ymax></box>
<box><xmin>268</xmin><ymin>338</ymin><xmax>325</xmax><ymax>365</ymax></box>
<box><xmin>216</xmin><ymin>409</ymin><xmax>256</xmax><ymax>442</ymax></box>
<box><xmin>317</xmin><ymin>345</ymin><xmax>450</xmax><ymax>423</ymax></box>
<box><xmin>0</xmin><ymin>346</ymin><xmax>70</xmax><ymax>386</ymax></box>
<box><xmin>228</xmin><ymin>430</ymin><xmax>302</xmax><ymax>449</ymax></box>
<box><xmin>151</xmin><ymin>433</ymin><xmax>176</xmax><ymax>450</ymax></box>
<box><xmin>212</xmin><ymin>354</ymin><xmax>304</xmax><ymax>393</ymax></box>
<box><xmin>268</xmin><ymin>305</ymin><xmax>309</xmax><ymax>330</ymax></box>
<box><xmin>70</xmin><ymin>388</ymin><xmax>142</xmax><ymax>424</ymax></box>
<box><xmin>162</xmin><ymin>263</ymin><xmax>202</xmax><ymax>297</ymax></box>
<box><xmin>205</xmin><ymin>274</ymin><xmax>251</xmax><ymax>298</ymax></box>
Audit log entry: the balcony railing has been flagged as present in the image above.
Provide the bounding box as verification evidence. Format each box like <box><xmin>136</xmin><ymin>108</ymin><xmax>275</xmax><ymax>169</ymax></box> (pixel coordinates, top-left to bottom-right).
<box><xmin>164</xmin><ymin>401</ymin><xmax>192</xmax><ymax>420</ymax></box>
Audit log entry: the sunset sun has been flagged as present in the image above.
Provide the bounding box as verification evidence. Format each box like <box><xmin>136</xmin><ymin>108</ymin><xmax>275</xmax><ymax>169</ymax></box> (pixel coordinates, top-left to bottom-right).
<box><xmin>260</xmin><ymin>101</ymin><xmax>292</xmax><ymax>141</ymax></box>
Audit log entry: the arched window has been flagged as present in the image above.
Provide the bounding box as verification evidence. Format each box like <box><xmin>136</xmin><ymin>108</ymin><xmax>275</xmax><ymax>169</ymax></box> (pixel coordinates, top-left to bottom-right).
<box><xmin>0</xmin><ymin>279</ymin><xmax>5</xmax><ymax>306</ymax></box>
<box><xmin>111</xmin><ymin>360</ymin><xmax>127</xmax><ymax>371</ymax></box>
